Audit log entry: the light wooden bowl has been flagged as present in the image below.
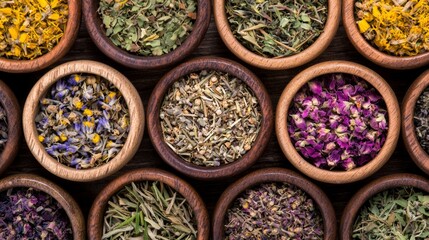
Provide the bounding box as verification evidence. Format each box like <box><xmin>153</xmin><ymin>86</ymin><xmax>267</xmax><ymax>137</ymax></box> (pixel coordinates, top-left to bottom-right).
<box><xmin>213</xmin><ymin>0</ymin><xmax>341</xmax><ymax>70</ymax></box>
<box><xmin>147</xmin><ymin>57</ymin><xmax>273</xmax><ymax>180</ymax></box>
<box><xmin>342</xmin><ymin>0</ymin><xmax>429</xmax><ymax>69</ymax></box>
<box><xmin>276</xmin><ymin>61</ymin><xmax>400</xmax><ymax>184</ymax></box>
<box><xmin>83</xmin><ymin>0</ymin><xmax>210</xmax><ymax>70</ymax></box>
<box><xmin>402</xmin><ymin>70</ymin><xmax>429</xmax><ymax>175</ymax></box>
<box><xmin>22</xmin><ymin>60</ymin><xmax>144</xmax><ymax>182</ymax></box>
<box><xmin>212</xmin><ymin>168</ymin><xmax>336</xmax><ymax>239</ymax></box>
<box><xmin>340</xmin><ymin>173</ymin><xmax>429</xmax><ymax>239</ymax></box>
<box><xmin>0</xmin><ymin>173</ymin><xmax>85</xmax><ymax>239</ymax></box>
<box><xmin>0</xmin><ymin>0</ymin><xmax>81</xmax><ymax>73</ymax></box>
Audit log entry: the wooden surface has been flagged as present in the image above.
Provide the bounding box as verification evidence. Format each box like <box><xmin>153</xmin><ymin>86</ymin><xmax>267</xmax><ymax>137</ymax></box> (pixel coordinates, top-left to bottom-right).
<box><xmin>0</xmin><ymin>14</ymin><xmax>428</xmax><ymax>239</ymax></box>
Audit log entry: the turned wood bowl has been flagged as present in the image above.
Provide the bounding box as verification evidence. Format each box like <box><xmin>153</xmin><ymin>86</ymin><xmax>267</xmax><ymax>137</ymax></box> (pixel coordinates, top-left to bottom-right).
<box><xmin>22</xmin><ymin>60</ymin><xmax>144</xmax><ymax>182</ymax></box>
<box><xmin>83</xmin><ymin>0</ymin><xmax>210</xmax><ymax>70</ymax></box>
<box><xmin>213</xmin><ymin>0</ymin><xmax>341</xmax><ymax>70</ymax></box>
<box><xmin>402</xmin><ymin>70</ymin><xmax>429</xmax><ymax>175</ymax></box>
<box><xmin>276</xmin><ymin>61</ymin><xmax>400</xmax><ymax>184</ymax></box>
<box><xmin>0</xmin><ymin>0</ymin><xmax>81</xmax><ymax>73</ymax></box>
<box><xmin>0</xmin><ymin>173</ymin><xmax>85</xmax><ymax>239</ymax></box>
<box><xmin>147</xmin><ymin>56</ymin><xmax>273</xmax><ymax>180</ymax></box>
<box><xmin>342</xmin><ymin>0</ymin><xmax>429</xmax><ymax>69</ymax></box>
<box><xmin>340</xmin><ymin>173</ymin><xmax>429</xmax><ymax>239</ymax></box>
<box><xmin>212</xmin><ymin>167</ymin><xmax>337</xmax><ymax>239</ymax></box>
<box><xmin>0</xmin><ymin>80</ymin><xmax>21</xmax><ymax>176</ymax></box>
<box><xmin>87</xmin><ymin>168</ymin><xmax>210</xmax><ymax>239</ymax></box>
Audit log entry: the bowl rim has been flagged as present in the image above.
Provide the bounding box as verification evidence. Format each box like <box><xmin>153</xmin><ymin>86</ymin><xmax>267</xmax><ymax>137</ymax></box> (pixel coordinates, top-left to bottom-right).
<box><xmin>342</xmin><ymin>0</ymin><xmax>429</xmax><ymax>70</ymax></box>
<box><xmin>213</xmin><ymin>0</ymin><xmax>341</xmax><ymax>70</ymax></box>
<box><xmin>0</xmin><ymin>0</ymin><xmax>81</xmax><ymax>73</ymax></box>
<box><xmin>83</xmin><ymin>0</ymin><xmax>211</xmax><ymax>70</ymax></box>
<box><xmin>22</xmin><ymin>60</ymin><xmax>145</xmax><ymax>182</ymax></box>
<box><xmin>0</xmin><ymin>173</ymin><xmax>85</xmax><ymax>239</ymax></box>
<box><xmin>212</xmin><ymin>167</ymin><xmax>337</xmax><ymax>239</ymax></box>
<box><xmin>276</xmin><ymin>60</ymin><xmax>400</xmax><ymax>184</ymax></box>
<box><xmin>147</xmin><ymin>56</ymin><xmax>274</xmax><ymax>180</ymax></box>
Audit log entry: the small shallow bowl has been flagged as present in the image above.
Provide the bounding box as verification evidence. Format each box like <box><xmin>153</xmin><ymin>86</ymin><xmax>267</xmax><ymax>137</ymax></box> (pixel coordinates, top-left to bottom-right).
<box><xmin>147</xmin><ymin>56</ymin><xmax>273</xmax><ymax>180</ymax></box>
<box><xmin>22</xmin><ymin>60</ymin><xmax>144</xmax><ymax>182</ymax></box>
<box><xmin>0</xmin><ymin>0</ymin><xmax>81</xmax><ymax>73</ymax></box>
<box><xmin>213</xmin><ymin>0</ymin><xmax>340</xmax><ymax>70</ymax></box>
<box><xmin>83</xmin><ymin>0</ymin><xmax>210</xmax><ymax>70</ymax></box>
<box><xmin>340</xmin><ymin>173</ymin><xmax>429</xmax><ymax>239</ymax></box>
<box><xmin>87</xmin><ymin>168</ymin><xmax>210</xmax><ymax>239</ymax></box>
<box><xmin>276</xmin><ymin>60</ymin><xmax>400</xmax><ymax>184</ymax></box>
<box><xmin>212</xmin><ymin>167</ymin><xmax>337</xmax><ymax>239</ymax></box>
<box><xmin>402</xmin><ymin>70</ymin><xmax>429</xmax><ymax>175</ymax></box>
<box><xmin>0</xmin><ymin>173</ymin><xmax>85</xmax><ymax>239</ymax></box>
<box><xmin>343</xmin><ymin>0</ymin><xmax>429</xmax><ymax>69</ymax></box>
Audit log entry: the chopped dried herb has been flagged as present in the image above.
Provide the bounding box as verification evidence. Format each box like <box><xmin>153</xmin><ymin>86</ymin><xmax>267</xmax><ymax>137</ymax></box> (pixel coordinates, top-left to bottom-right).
<box><xmin>0</xmin><ymin>105</ymin><xmax>7</xmax><ymax>152</ymax></box>
<box><xmin>414</xmin><ymin>87</ymin><xmax>429</xmax><ymax>154</ymax></box>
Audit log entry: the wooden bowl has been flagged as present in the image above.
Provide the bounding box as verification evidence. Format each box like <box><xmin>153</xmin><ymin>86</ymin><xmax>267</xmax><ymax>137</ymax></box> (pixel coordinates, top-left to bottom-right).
<box><xmin>147</xmin><ymin>56</ymin><xmax>273</xmax><ymax>180</ymax></box>
<box><xmin>22</xmin><ymin>60</ymin><xmax>144</xmax><ymax>182</ymax></box>
<box><xmin>0</xmin><ymin>173</ymin><xmax>85</xmax><ymax>239</ymax></box>
<box><xmin>340</xmin><ymin>173</ymin><xmax>429</xmax><ymax>239</ymax></box>
<box><xmin>88</xmin><ymin>168</ymin><xmax>210</xmax><ymax>239</ymax></box>
<box><xmin>402</xmin><ymin>70</ymin><xmax>429</xmax><ymax>175</ymax></box>
<box><xmin>276</xmin><ymin>61</ymin><xmax>400</xmax><ymax>184</ymax></box>
<box><xmin>343</xmin><ymin>0</ymin><xmax>429</xmax><ymax>69</ymax></box>
<box><xmin>212</xmin><ymin>167</ymin><xmax>337</xmax><ymax>239</ymax></box>
<box><xmin>0</xmin><ymin>80</ymin><xmax>21</xmax><ymax>175</ymax></box>
<box><xmin>83</xmin><ymin>0</ymin><xmax>210</xmax><ymax>70</ymax></box>
<box><xmin>0</xmin><ymin>0</ymin><xmax>81</xmax><ymax>73</ymax></box>
<box><xmin>213</xmin><ymin>0</ymin><xmax>341</xmax><ymax>70</ymax></box>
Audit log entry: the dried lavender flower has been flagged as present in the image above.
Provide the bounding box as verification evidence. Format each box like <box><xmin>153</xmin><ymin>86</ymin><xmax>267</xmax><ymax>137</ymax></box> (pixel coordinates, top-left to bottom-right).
<box><xmin>414</xmin><ymin>87</ymin><xmax>429</xmax><ymax>154</ymax></box>
<box><xmin>0</xmin><ymin>105</ymin><xmax>7</xmax><ymax>152</ymax></box>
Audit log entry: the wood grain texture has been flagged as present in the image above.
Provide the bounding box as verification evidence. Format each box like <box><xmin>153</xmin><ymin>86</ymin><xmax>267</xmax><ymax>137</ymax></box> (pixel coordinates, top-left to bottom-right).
<box><xmin>22</xmin><ymin>60</ymin><xmax>144</xmax><ymax>182</ymax></box>
<box><xmin>147</xmin><ymin>57</ymin><xmax>274</xmax><ymax>180</ymax></box>
<box><xmin>83</xmin><ymin>0</ymin><xmax>211</xmax><ymax>70</ymax></box>
<box><xmin>339</xmin><ymin>173</ymin><xmax>429</xmax><ymax>240</ymax></box>
<box><xmin>276</xmin><ymin>61</ymin><xmax>401</xmax><ymax>184</ymax></box>
<box><xmin>0</xmin><ymin>173</ymin><xmax>85</xmax><ymax>239</ymax></box>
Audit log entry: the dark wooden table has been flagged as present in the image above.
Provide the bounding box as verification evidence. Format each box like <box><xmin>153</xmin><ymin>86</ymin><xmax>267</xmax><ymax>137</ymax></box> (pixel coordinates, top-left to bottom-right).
<box><xmin>1</xmin><ymin>15</ymin><xmax>428</xmax><ymax>237</ymax></box>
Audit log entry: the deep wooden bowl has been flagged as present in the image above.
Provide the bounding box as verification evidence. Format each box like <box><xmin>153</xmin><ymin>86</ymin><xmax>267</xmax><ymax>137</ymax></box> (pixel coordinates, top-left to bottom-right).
<box><xmin>340</xmin><ymin>173</ymin><xmax>429</xmax><ymax>239</ymax></box>
<box><xmin>402</xmin><ymin>70</ymin><xmax>429</xmax><ymax>175</ymax></box>
<box><xmin>22</xmin><ymin>60</ymin><xmax>144</xmax><ymax>182</ymax></box>
<box><xmin>343</xmin><ymin>0</ymin><xmax>429</xmax><ymax>69</ymax></box>
<box><xmin>276</xmin><ymin>61</ymin><xmax>400</xmax><ymax>184</ymax></box>
<box><xmin>213</xmin><ymin>0</ymin><xmax>340</xmax><ymax>70</ymax></box>
<box><xmin>212</xmin><ymin>168</ymin><xmax>337</xmax><ymax>239</ymax></box>
<box><xmin>83</xmin><ymin>0</ymin><xmax>210</xmax><ymax>70</ymax></box>
<box><xmin>147</xmin><ymin>57</ymin><xmax>273</xmax><ymax>180</ymax></box>
<box><xmin>0</xmin><ymin>173</ymin><xmax>85</xmax><ymax>239</ymax></box>
<box><xmin>0</xmin><ymin>0</ymin><xmax>81</xmax><ymax>73</ymax></box>
<box><xmin>0</xmin><ymin>80</ymin><xmax>21</xmax><ymax>176</ymax></box>
<box><xmin>88</xmin><ymin>168</ymin><xmax>210</xmax><ymax>239</ymax></box>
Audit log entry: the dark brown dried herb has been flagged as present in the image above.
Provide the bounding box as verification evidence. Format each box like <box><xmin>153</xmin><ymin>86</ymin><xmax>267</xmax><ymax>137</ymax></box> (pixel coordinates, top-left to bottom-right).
<box><xmin>0</xmin><ymin>105</ymin><xmax>8</xmax><ymax>152</ymax></box>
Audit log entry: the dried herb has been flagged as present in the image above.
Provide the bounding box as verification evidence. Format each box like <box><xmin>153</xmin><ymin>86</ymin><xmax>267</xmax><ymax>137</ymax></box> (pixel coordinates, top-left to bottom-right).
<box><xmin>160</xmin><ymin>70</ymin><xmax>262</xmax><ymax>167</ymax></box>
<box><xmin>414</xmin><ymin>87</ymin><xmax>429</xmax><ymax>154</ymax></box>
<box><xmin>0</xmin><ymin>105</ymin><xmax>7</xmax><ymax>152</ymax></box>
<box><xmin>35</xmin><ymin>74</ymin><xmax>130</xmax><ymax>169</ymax></box>
<box><xmin>98</xmin><ymin>0</ymin><xmax>196</xmax><ymax>56</ymax></box>
<box><xmin>0</xmin><ymin>187</ymin><xmax>72</xmax><ymax>239</ymax></box>
<box><xmin>103</xmin><ymin>181</ymin><xmax>197</xmax><ymax>240</ymax></box>
<box><xmin>288</xmin><ymin>73</ymin><xmax>388</xmax><ymax>171</ymax></box>
<box><xmin>225</xmin><ymin>182</ymin><xmax>324</xmax><ymax>239</ymax></box>
<box><xmin>226</xmin><ymin>0</ymin><xmax>328</xmax><ymax>58</ymax></box>
<box><xmin>355</xmin><ymin>0</ymin><xmax>429</xmax><ymax>56</ymax></box>
<box><xmin>353</xmin><ymin>187</ymin><xmax>429</xmax><ymax>239</ymax></box>
<box><xmin>0</xmin><ymin>0</ymin><xmax>68</xmax><ymax>60</ymax></box>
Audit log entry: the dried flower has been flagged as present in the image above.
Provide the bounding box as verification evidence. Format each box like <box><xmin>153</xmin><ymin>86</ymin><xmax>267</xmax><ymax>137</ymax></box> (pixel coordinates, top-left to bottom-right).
<box><xmin>414</xmin><ymin>87</ymin><xmax>429</xmax><ymax>154</ymax></box>
<box><xmin>0</xmin><ymin>105</ymin><xmax>7</xmax><ymax>152</ymax></box>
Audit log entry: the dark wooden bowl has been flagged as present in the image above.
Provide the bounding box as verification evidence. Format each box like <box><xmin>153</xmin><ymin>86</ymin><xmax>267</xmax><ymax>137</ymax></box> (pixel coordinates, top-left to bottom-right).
<box><xmin>0</xmin><ymin>0</ymin><xmax>81</xmax><ymax>73</ymax></box>
<box><xmin>340</xmin><ymin>173</ymin><xmax>429</xmax><ymax>239</ymax></box>
<box><xmin>87</xmin><ymin>168</ymin><xmax>210</xmax><ymax>239</ymax></box>
<box><xmin>0</xmin><ymin>173</ymin><xmax>85</xmax><ymax>239</ymax></box>
<box><xmin>83</xmin><ymin>0</ymin><xmax>210</xmax><ymax>70</ymax></box>
<box><xmin>402</xmin><ymin>70</ymin><xmax>429</xmax><ymax>175</ymax></box>
<box><xmin>276</xmin><ymin>61</ymin><xmax>400</xmax><ymax>184</ymax></box>
<box><xmin>0</xmin><ymin>80</ymin><xmax>21</xmax><ymax>176</ymax></box>
<box><xmin>212</xmin><ymin>168</ymin><xmax>337</xmax><ymax>239</ymax></box>
<box><xmin>147</xmin><ymin>57</ymin><xmax>273</xmax><ymax>180</ymax></box>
